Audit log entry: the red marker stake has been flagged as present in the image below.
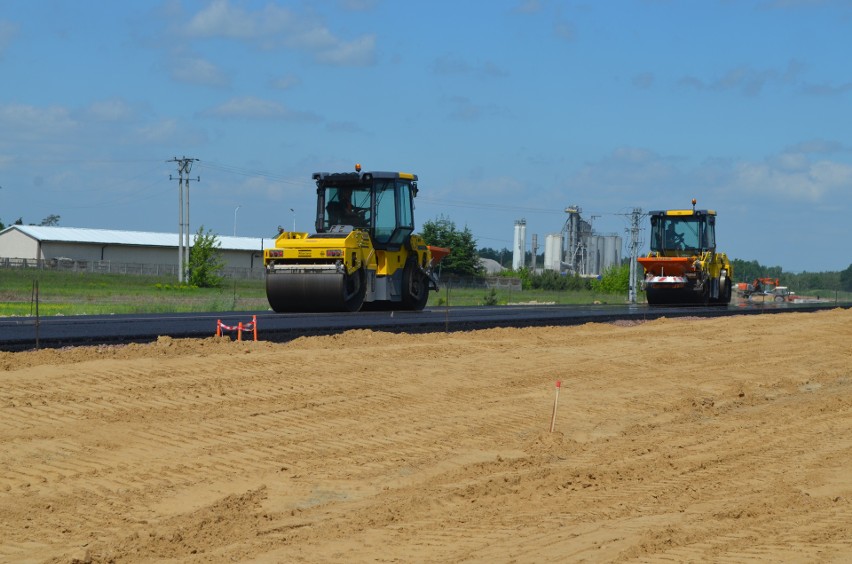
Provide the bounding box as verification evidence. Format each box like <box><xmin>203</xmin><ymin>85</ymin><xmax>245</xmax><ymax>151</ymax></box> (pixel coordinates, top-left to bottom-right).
<box><xmin>550</xmin><ymin>380</ymin><xmax>562</xmax><ymax>433</ymax></box>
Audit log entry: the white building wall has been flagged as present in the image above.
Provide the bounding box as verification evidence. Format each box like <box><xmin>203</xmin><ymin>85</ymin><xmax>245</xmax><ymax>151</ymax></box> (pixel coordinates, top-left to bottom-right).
<box><xmin>0</xmin><ymin>227</ymin><xmax>270</xmax><ymax>270</ymax></box>
<box><xmin>0</xmin><ymin>229</ymin><xmax>40</xmax><ymax>259</ymax></box>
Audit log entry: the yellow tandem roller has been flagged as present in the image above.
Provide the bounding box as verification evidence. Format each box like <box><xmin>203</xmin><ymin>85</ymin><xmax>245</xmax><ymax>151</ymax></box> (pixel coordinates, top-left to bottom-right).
<box><xmin>264</xmin><ymin>167</ymin><xmax>449</xmax><ymax>313</ymax></box>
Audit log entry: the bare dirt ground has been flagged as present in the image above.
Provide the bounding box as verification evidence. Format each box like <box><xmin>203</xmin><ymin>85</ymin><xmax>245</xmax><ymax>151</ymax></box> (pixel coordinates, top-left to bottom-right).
<box><xmin>1</xmin><ymin>308</ymin><xmax>850</xmax><ymax>563</ymax></box>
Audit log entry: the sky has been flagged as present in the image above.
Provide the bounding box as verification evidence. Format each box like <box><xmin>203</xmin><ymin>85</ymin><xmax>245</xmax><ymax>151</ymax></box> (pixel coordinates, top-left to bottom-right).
<box><xmin>1</xmin><ymin>0</ymin><xmax>851</xmax><ymax>274</ymax></box>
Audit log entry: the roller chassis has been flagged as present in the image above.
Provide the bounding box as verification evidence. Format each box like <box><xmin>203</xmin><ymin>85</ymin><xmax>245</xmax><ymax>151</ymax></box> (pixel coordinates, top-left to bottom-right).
<box><xmin>641</xmin><ymin>253</ymin><xmax>732</xmax><ymax>306</ymax></box>
<box><xmin>263</xmin><ymin>168</ymin><xmax>446</xmax><ymax>313</ymax></box>
<box><xmin>264</xmin><ymin>229</ymin><xmax>438</xmax><ymax>312</ymax></box>
<box><xmin>638</xmin><ymin>204</ymin><xmax>733</xmax><ymax>307</ymax></box>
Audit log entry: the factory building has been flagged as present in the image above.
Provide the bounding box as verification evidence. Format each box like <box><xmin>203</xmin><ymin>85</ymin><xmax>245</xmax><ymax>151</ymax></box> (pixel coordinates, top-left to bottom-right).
<box><xmin>0</xmin><ymin>225</ymin><xmax>272</xmax><ymax>274</ymax></box>
<box><xmin>518</xmin><ymin>205</ymin><xmax>622</xmax><ymax>277</ymax></box>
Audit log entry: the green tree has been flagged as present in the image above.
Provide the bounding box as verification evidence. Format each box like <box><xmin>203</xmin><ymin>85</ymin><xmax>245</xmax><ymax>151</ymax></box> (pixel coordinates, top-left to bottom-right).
<box><xmin>591</xmin><ymin>263</ymin><xmax>630</xmax><ymax>294</ymax></box>
<box><xmin>477</xmin><ymin>246</ymin><xmax>512</xmax><ymax>268</ymax></box>
<box><xmin>39</xmin><ymin>214</ymin><xmax>61</xmax><ymax>226</ymax></box>
<box><xmin>730</xmin><ymin>258</ymin><xmax>783</xmax><ymax>283</ymax></box>
<box><xmin>529</xmin><ymin>270</ymin><xmax>590</xmax><ymax>291</ymax></box>
<box><xmin>841</xmin><ymin>264</ymin><xmax>852</xmax><ymax>292</ymax></box>
<box><xmin>188</xmin><ymin>225</ymin><xmax>225</xmax><ymax>288</ymax></box>
<box><xmin>421</xmin><ymin>215</ymin><xmax>483</xmax><ymax>277</ymax></box>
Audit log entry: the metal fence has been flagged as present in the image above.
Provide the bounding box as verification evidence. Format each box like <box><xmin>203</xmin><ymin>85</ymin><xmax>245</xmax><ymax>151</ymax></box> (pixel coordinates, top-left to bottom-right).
<box><xmin>442</xmin><ymin>275</ymin><xmax>523</xmax><ymax>291</ymax></box>
<box><xmin>0</xmin><ymin>257</ymin><xmax>521</xmax><ymax>288</ymax></box>
<box><xmin>0</xmin><ymin>257</ymin><xmax>266</xmax><ymax>280</ymax></box>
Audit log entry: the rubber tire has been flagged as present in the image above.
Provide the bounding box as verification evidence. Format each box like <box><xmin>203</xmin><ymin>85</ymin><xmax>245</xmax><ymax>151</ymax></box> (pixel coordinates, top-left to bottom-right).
<box><xmin>342</xmin><ymin>268</ymin><xmax>367</xmax><ymax>312</ymax></box>
<box><xmin>400</xmin><ymin>259</ymin><xmax>429</xmax><ymax>311</ymax></box>
<box><xmin>697</xmin><ymin>282</ymin><xmax>710</xmax><ymax>306</ymax></box>
<box><xmin>711</xmin><ymin>278</ymin><xmax>732</xmax><ymax>306</ymax></box>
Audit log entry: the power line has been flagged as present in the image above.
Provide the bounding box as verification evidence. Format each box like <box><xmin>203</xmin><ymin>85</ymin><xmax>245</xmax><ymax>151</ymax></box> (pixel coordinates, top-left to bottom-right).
<box><xmin>168</xmin><ymin>156</ymin><xmax>200</xmax><ymax>284</ymax></box>
<box><xmin>198</xmin><ymin>161</ymin><xmax>309</xmax><ymax>187</ymax></box>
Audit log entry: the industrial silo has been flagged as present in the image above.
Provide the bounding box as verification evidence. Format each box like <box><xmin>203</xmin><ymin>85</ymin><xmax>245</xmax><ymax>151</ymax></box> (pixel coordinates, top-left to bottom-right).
<box><xmin>544</xmin><ymin>233</ymin><xmax>562</xmax><ymax>272</ymax></box>
<box><xmin>601</xmin><ymin>235</ymin><xmax>622</xmax><ymax>271</ymax></box>
<box><xmin>512</xmin><ymin>219</ymin><xmax>526</xmax><ymax>270</ymax></box>
<box><xmin>586</xmin><ymin>235</ymin><xmax>603</xmax><ymax>275</ymax></box>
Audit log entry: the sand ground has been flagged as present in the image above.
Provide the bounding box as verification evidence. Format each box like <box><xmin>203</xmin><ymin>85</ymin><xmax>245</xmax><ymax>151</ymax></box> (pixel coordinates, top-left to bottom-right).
<box><xmin>1</xmin><ymin>308</ymin><xmax>850</xmax><ymax>563</ymax></box>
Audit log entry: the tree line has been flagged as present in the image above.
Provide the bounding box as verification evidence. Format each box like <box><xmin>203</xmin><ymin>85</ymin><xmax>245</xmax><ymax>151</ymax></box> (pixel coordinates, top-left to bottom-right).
<box><xmin>420</xmin><ymin>217</ymin><xmax>852</xmax><ymax>293</ymax></box>
<box><xmin>5</xmin><ymin>214</ymin><xmax>850</xmax><ymax>293</ymax></box>
<box><xmin>0</xmin><ymin>215</ymin><xmax>61</xmax><ymax>229</ymax></box>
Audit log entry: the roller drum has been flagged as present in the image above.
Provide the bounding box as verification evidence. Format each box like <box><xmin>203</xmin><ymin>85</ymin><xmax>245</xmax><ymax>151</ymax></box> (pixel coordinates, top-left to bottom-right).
<box><xmin>645</xmin><ymin>284</ymin><xmax>709</xmax><ymax>306</ymax></box>
<box><xmin>266</xmin><ymin>270</ymin><xmax>365</xmax><ymax>312</ymax></box>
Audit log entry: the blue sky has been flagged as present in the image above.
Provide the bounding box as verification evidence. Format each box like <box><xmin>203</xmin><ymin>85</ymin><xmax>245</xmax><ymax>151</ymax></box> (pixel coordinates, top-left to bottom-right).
<box><xmin>1</xmin><ymin>0</ymin><xmax>851</xmax><ymax>273</ymax></box>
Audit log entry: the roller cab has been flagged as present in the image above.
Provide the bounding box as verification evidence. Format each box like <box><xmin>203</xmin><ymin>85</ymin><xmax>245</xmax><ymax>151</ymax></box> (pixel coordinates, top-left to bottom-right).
<box><xmin>264</xmin><ymin>166</ymin><xmax>449</xmax><ymax>312</ymax></box>
<box><xmin>638</xmin><ymin>200</ymin><xmax>732</xmax><ymax>306</ymax></box>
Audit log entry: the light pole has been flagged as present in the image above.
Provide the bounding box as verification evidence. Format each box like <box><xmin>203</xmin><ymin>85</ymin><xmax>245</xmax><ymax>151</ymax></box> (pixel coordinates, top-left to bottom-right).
<box><xmin>290</xmin><ymin>208</ymin><xmax>296</xmax><ymax>232</ymax></box>
<box><xmin>234</xmin><ymin>205</ymin><xmax>241</xmax><ymax>236</ymax></box>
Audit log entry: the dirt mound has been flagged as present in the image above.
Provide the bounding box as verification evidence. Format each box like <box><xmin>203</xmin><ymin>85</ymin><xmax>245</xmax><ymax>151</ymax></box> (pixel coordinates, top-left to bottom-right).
<box><xmin>2</xmin><ymin>308</ymin><xmax>850</xmax><ymax>562</ymax></box>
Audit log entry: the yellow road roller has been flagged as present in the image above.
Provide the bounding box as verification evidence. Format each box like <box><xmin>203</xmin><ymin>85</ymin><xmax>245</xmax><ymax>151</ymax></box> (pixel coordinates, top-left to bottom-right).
<box><xmin>637</xmin><ymin>199</ymin><xmax>733</xmax><ymax>306</ymax></box>
<box><xmin>263</xmin><ymin>165</ymin><xmax>449</xmax><ymax>312</ymax></box>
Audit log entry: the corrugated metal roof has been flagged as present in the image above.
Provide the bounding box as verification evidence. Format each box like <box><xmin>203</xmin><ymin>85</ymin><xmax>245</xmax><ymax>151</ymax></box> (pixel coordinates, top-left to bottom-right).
<box><xmin>1</xmin><ymin>225</ymin><xmax>275</xmax><ymax>251</ymax></box>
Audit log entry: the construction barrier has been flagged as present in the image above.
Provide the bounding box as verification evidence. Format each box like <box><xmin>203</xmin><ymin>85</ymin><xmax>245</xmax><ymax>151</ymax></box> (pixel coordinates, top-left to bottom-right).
<box><xmin>216</xmin><ymin>315</ymin><xmax>258</xmax><ymax>342</ymax></box>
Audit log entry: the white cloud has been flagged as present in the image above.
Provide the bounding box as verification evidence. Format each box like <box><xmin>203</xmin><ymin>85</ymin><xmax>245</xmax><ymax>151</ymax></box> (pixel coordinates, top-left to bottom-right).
<box><xmin>326</xmin><ymin>121</ymin><xmax>365</xmax><ymax>133</ymax></box>
<box><xmin>185</xmin><ymin>0</ymin><xmax>260</xmax><ymax>39</ymax></box>
<box><xmin>203</xmin><ymin>96</ymin><xmax>321</xmax><ymax>122</ymax></box>
<box><xmin>565</xmin><ymin>145</ymin><xmax>852</xmax><ymax>208</ymax></box>
<box><xmin>315</xmin><ymin>34</ymin><xmax>376</xmax><ymax>66</ymax></box>
<box><xmin>168</xmin><ymin>56</ymin><xmax>229</xmax><ymax>87</ymax></box>
<box><xmin>679</xmin><ymin>60</ymin><xmax>806</xmax><ymax>96</ymax></box>
<box><xmin>803</xmin><ymin>81</ymin><xmax>852</xmax><ymax>96</ymax></box>
<box><xmin>268</xmin><ymin>74</ymin><xmax>301</xmax><ymax>90</ymax></box>
<box><xmin>443</xmin><ymin>95</ymin><xmax>511</xmax><ymax>122</ymax></box>
<box><xmin>554</xmin><ymin>20</ymin><xmax>575</xmax><ymax>42</ymax></box>
<box><xmin>0</xmin><ymin>19</ymin><xmax>17</xmax><ymax>58</ymax></box>
<box><xmin>514</xmin><ymin>0</ymin><xmax>543</xmax><ymax>14</ymax></box>
<box><xmin>571</xmin><ymin>147</ymin><xmax>682</xmax><ymax>196</ymax></box>
<box><xmin>0</xmin><ymin>103</ymin><xmax>77</xmax><ymax>142</ymax></box>
<box><xmin>731</xmin><ymin>158</ymin><xmax>852</xmax><ymax>201</ymax></box>
<box><xmin>184</xmin><ymin>0</ymin><xmax>376</xmax><ymax>66</ymax></box>
<box><xmin>632</xmin><ymin>72</ymin><xmax>655</xmax><ymax>89</ymax></box>
<box><xmin>135</xmin><ymin>118</ymin><xmax>207</xmax><ymax>145</ymax></box>
<box><xmin>84</xmin><ymin>98</ymin><xmax>135</xmax><ymax>122</ymax></box>
<box><xmin>433</xmin><ymin>54</ymin><xmax>509</xmax><ymax>78</ymax></box>
<box><xmin>784</xmin><ymin>139</ymin><xmax>845</xmax><ymax>155</ymax></box>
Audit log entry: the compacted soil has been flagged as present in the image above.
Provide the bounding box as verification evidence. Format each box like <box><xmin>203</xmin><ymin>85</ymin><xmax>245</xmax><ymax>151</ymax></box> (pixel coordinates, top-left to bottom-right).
<box><xmin>1</xmin><ymin>308</ymin><xmax>850</xmax><ymax>563</ymax></box>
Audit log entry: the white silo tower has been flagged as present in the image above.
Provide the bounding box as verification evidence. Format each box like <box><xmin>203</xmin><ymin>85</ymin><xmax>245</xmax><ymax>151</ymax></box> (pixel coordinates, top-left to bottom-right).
<box><xmin>544</xmin><ymin>233</ymin><xmax>563</xmax><ymax>272</ymax></box>
<box><xmin>513</xmin><ymin>219</ymin><xmax>526</xmax><ymax>270</ymax></box>
<box><xmin>601</xmin><ymin>234</ymin><xmax>622</xmax><ymax>271</ymax></box>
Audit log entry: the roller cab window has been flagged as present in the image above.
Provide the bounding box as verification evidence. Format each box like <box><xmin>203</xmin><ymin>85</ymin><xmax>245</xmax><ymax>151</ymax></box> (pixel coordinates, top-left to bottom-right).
<box><xmin>649</xmin><ymin>214</ymin><xmax>716</xmax><ymax>254</ymax></box>
<box><xmin>373</xmin><ymin>179</ymin><xmax>415</xmax><ymax>249</ymax></box>
<box><xmin>322</xmin><ymin>186</ymin><xmax>371</xmax><ymax>230</ymax></box>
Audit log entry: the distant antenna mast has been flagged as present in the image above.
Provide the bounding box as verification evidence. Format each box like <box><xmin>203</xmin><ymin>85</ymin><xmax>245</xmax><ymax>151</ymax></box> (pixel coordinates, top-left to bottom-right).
<box><xmin>627</xmin><ymin>208</ymin><xmax>642</xmax><ymax>304</ymax></box>
<box><xmin>168</xmin><ymin>156</ymin><xmax>200</xmax><ymax>283</ymax></box>
<box><xmin>530</xmin><ymin>233</ymin><xmax>538</xmax><ymax>272</ymax></box>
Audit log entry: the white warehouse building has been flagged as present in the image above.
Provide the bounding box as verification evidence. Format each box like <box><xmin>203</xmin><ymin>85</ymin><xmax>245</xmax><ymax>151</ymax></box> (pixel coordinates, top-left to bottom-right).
<box><xmin>0</xmin><ymin>225</ymin><xmax>274</xmax><ymax>274</ymax></box>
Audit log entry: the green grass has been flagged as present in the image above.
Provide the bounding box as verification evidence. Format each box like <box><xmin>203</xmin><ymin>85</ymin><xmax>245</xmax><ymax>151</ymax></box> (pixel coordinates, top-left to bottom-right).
<box><xmin>1</xmin><ymin>269</ymin><xmax>624</xmax><ymax>316</ymax></box>
<box><xmin>0</xmin><ymin>269</ymin><xmax>269</xmax><ymax>316</ymax></box>
<box><xmin>430</xmin><ymin>286</ymin><xmax>628</xmax><ymax>307</ymax></box>
<box><xmin>3</xmin><ymin>268</ymin><xmax>848</xmax><ymax>317</ymax></box>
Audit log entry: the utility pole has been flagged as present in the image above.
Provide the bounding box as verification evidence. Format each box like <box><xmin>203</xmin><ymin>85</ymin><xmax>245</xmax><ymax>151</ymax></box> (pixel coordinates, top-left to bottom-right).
<box><xmin>530</xmin><ymin>233</ymin><xmax>538</xmax><ymax>273</ymax></box>
<box><xmin>168</xmin><ymin>156</ymin><xmax>200</xmax><ymax>283</ymax></box>
<box><xmin>627</xmin><ymin>208</ymin><xmax>643</xmax><ymax>304</ymax></box>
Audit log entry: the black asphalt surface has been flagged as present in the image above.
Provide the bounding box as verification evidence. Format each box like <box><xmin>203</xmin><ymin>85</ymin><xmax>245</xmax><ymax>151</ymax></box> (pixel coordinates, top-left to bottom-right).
<box><xmin>1</xmin><ymin>301</ymin><xmax>847</xmax><ymax>352</ymax></box>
